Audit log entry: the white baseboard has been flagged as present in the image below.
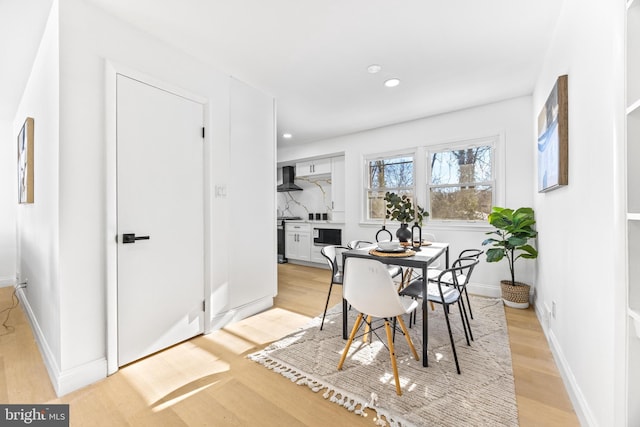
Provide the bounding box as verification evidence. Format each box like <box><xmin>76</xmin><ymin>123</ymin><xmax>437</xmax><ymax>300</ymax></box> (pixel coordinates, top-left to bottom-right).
<box><xmin>285</xmin><ymin>259</ymin><xmax>326</xmax><ymax>269</ymax></box>
<box><xmin>16</xmin><ymin>287</ymin><xmax>107</xmax><ymax>397</ymax></box>
<box><xmin>55</xmin><ymin>358</ymin><xmax>107</xmax><ymax>397</ymax></box>
<box><xmin>0</xmin><ymin>277</ymin><xmax>15</xmax><ymax>287</ymax></box>
<box><xmin>467</xmin><ymin>281</ymin><xmax>501</xmax><ymax>298</ymax></box>
<box><xmin>534</xmin><ymin>303</ymin><xmax>597</xmax><ymax>426</ymax></box>
<box><xmin>209</xmin><ymin>296</ymin><xmax>274</xmax><ymax>331</ymax></box>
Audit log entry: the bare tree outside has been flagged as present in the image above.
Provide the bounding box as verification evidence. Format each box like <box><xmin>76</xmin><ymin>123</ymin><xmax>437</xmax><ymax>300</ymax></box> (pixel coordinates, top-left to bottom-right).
<box><xmin>368</xmin><ymin>156</ymin><xmax>414</xmax><ymax>220</ymax></box>
<box><xmin>429</xmin><ymin>145</ymin><xmax>493</xmax><ymax>220</ymax></box>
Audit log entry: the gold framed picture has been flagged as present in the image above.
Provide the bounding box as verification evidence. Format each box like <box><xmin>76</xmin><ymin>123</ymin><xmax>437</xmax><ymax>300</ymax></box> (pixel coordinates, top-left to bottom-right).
<box><xmin>537</xmin><ymin>75</ymin><xmax>568</xmax><ymax>193</ymax></box>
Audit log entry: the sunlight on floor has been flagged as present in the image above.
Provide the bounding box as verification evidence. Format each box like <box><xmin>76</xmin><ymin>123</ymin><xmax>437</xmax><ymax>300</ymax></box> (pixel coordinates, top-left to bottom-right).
<box><xmin>120</xmin><ymin>341</ymin><xmax>229</xmax><ymax>410</ymax></box>
<box><xmin>378</xmin><ymin>371</ymin><xmax>415</xmax><ymax>391</ymax></box>
<box><xmin>347</xmin><ymin>340</ymin><xmax>384</xmax><ymax>363</ymax></box>
<box><xmin>222</xmin><ymin>307</ymin><xmax>311</xmax><ymax>346</ymax></box>
<box><xmin>200</xmin><ymin>328</ymin><xmax>256</xmax><ymax>355</ymax></box>
<box><xmin>114</xmin><ymin>307</ymin><xmax>313</xmax><ymax>413</ymax></box>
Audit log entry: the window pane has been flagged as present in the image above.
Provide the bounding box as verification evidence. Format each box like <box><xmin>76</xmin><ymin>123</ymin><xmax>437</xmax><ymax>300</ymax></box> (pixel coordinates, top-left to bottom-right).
<box><xmin>369</xmin><ymin>156</ymin><xmax>413</xmax><ymax>188</ymax></box>
<box><xmin>430</xmin><ymin>146</ymin><xmax>492</xmax><ymax>185</ymax></box>
<box><xmin>367</xmin><ymin>191</ymin><xmax>386</xmax><ymax>220</ymax></box>
<box><xmin>367</xmin><ymin>189</ymin><xmax>413</xmax><ymax>220</ymax></box>
<box><xmin>429</xmin><ymin>185</ymin><xmax>492</xmax><ymax>220</ymax></box>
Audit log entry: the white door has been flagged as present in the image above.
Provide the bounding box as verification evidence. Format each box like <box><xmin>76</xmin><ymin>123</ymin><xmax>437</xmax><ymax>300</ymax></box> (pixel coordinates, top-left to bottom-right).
<box><xmin>117</xmin><ymin>74</ymin><xmax>204</xmax><ymax>366</ymax></box>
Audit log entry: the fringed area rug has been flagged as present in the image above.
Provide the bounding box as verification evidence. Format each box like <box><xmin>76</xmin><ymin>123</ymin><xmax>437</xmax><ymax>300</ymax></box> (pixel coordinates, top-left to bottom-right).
<box><xmin>248</xmin><ymin>296</ymin><xmax>518</xmax><ymax>427</ymax></box>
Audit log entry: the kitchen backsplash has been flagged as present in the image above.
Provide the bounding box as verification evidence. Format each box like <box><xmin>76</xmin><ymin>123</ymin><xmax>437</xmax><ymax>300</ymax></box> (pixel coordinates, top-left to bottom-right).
<box><xmin>278</xmin><ymin>176</ymin><xmax>332</xmax><ymax>219</ymax></box>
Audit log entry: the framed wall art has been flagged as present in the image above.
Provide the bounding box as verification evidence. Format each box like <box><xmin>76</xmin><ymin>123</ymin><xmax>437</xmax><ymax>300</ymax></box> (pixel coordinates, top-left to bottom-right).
<box><xmin>17</xmin><ymin>117</ymin><xmax>34</xmax><ymax>204</ymax></box>
<box><xmin>537</xmin><ymin>75</ymin><xmax>568</xmax><ymax>193</ymax></box>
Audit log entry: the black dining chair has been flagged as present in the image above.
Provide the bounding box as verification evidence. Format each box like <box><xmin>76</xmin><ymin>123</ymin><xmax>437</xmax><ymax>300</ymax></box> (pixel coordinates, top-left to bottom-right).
<box><xmin>425</xmin><ymin>249</ymin><xmax>483</xmax><ymax>319</ymax></box>
<box><xmin>319</xmin><ymin>245</ymin><xmax>348</xmax><ymax>330</ymax></box>
<box><xmin>399</xmin><ymin>257</ymin><xmax>479</xmax><ymax>374</ymax></box>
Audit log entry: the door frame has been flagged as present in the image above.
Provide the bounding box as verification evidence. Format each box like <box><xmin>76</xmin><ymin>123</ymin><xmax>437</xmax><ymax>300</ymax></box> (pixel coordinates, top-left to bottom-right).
<box><xmin>105</xmin><ymin>61</ymin><xmax>211</xmax><ymax>375</ymax></box>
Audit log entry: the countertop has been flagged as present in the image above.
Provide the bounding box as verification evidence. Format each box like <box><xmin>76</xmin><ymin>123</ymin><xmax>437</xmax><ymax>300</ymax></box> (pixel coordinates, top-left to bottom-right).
<box><xmin>282</xmin><ymin>219</ymin><xmax>345</xmax><ymax>225</ymax></box>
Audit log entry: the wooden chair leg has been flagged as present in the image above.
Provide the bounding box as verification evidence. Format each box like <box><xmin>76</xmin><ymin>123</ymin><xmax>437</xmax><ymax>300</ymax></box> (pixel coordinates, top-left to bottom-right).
<box><xmin>363</xmin><ymin>315</ymin><xmax>372</xmax><ymax>343</ymax></box>
<box><xmin>399</xmin><ymin>268</ymin><xmax>413</xmax><ymax>291</ymax></box>
<box><xmin>430</xmin><ymin>301</ymin><xmax>435</xmax><ymax>311</ymax></box>
<box><xmin>396</xmin><ymin>316</ymin><xmax>419</xmax><ymax>361</ymax></box>
<box><xmin>338</xmin><ymin>313</ymin><xmax>363</xmax><ymax>370</ymax></box>
<box><xmin>384</xmin><ymin>320</ymin><xmax>402</xmax><ymax>396</ymax></box>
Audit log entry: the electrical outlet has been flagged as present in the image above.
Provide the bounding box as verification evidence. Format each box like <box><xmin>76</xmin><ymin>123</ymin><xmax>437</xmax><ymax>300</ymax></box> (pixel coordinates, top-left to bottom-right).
<box><xmin>551</xmin><ymin>301</ymin><xmax>557</xmax><ymax>319</ymax></box>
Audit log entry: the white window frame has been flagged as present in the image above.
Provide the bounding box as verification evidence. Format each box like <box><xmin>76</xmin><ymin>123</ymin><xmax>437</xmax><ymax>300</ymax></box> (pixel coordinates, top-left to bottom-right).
<box><xmin>425</xmin><ymin>135</ymin><xmax>503</xmax><ymax>228</ymax></box>
<box><xmin>362</xmin><ymin>149</ymin><xmax>417</xmax><ymax>224</ymax></box>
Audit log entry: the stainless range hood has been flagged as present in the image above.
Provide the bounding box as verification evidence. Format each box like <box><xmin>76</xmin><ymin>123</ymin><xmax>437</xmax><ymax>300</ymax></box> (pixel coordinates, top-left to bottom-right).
<box><xmin>277</xmin><ymin>166</ymin><xmax>303</xmax><ymax>192</ymax></box>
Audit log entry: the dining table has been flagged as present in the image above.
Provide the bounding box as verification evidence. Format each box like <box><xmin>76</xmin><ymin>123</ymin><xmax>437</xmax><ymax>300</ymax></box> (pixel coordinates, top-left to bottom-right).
<box><xmin>341</xmin><ymin>241</ymin><xmax>450</xmax><ymax>367</ymax></box>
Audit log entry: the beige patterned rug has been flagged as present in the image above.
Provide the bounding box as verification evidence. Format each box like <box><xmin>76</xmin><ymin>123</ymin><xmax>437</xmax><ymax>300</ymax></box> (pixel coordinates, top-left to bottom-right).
<box><xmin>248</xmin><ymin>296</ymin><xmax>518</xmax><ymax>427</ymax></box>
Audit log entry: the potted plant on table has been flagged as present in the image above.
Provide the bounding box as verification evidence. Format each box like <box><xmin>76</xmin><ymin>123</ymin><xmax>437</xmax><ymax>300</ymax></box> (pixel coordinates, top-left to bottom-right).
<box><xmin>482</xmin><ymin>206</ymin><xmax>538</xmax><ymax>308</ymax></box>
<box><xmin>384</xmin><ymin>192</ymin><xmax>428</xmax><ymax>242</ymax></box>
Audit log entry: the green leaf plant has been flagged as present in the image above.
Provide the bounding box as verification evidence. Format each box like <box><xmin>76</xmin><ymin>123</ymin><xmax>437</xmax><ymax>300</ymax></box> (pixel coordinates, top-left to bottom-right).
<box><xmin>482</xmin><ymin>206</ymin><xmax>538</xmax><ymax>286</ymax></box>
<box><xmin>384</xmin><ymin>192</ymin><xmax>428</xmax><ymax>225</ymax></box>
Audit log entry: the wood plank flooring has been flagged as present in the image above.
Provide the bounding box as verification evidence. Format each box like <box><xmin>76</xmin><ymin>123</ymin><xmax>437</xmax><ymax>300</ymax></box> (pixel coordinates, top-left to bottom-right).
<box><xmin>0</xmin><ymin>263</ymin><xmax>579</xmax><ymax>426</ymax></box>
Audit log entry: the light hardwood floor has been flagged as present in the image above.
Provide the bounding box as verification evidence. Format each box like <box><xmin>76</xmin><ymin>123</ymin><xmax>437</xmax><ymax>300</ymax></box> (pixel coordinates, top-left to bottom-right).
<box><xmin>0</xmin><ymin>263</ymin><xmax>579</xmax><ymax>426</ymax></box>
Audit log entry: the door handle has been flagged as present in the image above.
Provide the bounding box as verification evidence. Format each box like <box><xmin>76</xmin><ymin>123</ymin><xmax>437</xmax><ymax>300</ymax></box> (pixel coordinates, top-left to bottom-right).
<box><xmin>122</xmin><ymin>233</ymin><xmax>150</xmax><ymax>244</ymax></box>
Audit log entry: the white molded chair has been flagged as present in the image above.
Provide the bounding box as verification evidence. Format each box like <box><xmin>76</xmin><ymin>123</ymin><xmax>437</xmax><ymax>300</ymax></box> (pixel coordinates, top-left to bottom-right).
<box><xmin>346</xmin><ymin>240</ymin><xmax>372</xmax><ymax>249</ymax></box>
<box><xmin>337</xmin><ymin>257</ymin><xmax>419</xmax><ymax>395</ymax></box>
<box><xmin>347</xmin><ymin>240</ymin><xmax>403</xmax><ymax>279</ymax></box>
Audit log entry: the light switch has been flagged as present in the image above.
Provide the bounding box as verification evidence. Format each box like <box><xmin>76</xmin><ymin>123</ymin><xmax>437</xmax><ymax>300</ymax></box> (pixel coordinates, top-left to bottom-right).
<box><xmin>215</xmin><ymin>185</ymin><xmax>227</xmax><ymax>198</ymax></box>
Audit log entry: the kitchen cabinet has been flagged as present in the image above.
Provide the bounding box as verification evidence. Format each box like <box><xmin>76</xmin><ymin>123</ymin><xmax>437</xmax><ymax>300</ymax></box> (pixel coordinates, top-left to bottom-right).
<box><xmin>331</xmin><ymin>156</ymin><xmax>345</xmax><ymax>222</ymax></box>
<box><xmin>285</xmin><ymin>223</ymin><xmax>311</xmax><ymax>261</ymax></box>
<box><xmin>296</xmin><ymin>158</ymin><xmax>331</xmax><ymax>177</ymax></box>
<box><xmin>311</xmin><ymin>244</ymin><xmax>325</xmax><ymax>264</ymax></box>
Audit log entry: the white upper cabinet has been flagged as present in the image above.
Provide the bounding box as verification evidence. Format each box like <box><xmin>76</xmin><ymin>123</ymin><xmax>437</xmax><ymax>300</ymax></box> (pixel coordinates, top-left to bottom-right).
<box><xmin>296</xmin><ymin>158</ymin><xmax>331</xmax><ymax>177</ymax></box>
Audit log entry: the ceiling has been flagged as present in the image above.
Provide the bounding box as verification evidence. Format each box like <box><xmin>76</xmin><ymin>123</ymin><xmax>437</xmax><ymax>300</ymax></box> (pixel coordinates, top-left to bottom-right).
<box><xmin>0</xmin><ymin>0</ymin><xmax>54</xmax><ymax>122</ymax></box>
<box><xmin>0</xmin><ymin>0</ymin><xmax>563</xmax><ymax>146</ymax></box>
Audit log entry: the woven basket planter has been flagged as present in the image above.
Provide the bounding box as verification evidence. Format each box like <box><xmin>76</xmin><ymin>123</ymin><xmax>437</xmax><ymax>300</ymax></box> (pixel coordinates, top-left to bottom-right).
<box><xmin>500</xmin><ymin>280</ymin><xmax>530</xmax><ymax>309</ymax></box>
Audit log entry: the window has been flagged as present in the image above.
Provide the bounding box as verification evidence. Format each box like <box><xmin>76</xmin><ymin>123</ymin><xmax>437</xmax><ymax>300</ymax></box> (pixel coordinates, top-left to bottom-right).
<box><xmin>365</xmin><ymin>153</ymin><xmax>415</xmax><ymax>221</ymax></box>
<box><xmin>427</xmin><ymin>139</ymin><xmax>495</xmax><ymax>221</ymax></box>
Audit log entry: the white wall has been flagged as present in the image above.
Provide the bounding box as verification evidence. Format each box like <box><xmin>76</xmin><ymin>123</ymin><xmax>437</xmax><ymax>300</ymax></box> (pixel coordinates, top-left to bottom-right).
<box><xmin>279</xmin><ymin>96</ymin><xmax>535</xmax><ymax>296</ymax></box>
<box><xmin>226</xmin><ymin>77</ymin><xmax>276</xmax><ymax>312</ymax></box>
<box><xmin>13</xmin><ymin>0</ymin><xmax>61</xmax><ymax>373</ymax></box>
<box><xmin>531</xmin><ymin>0</ymin><xmax>626</xmax><ymax>425</ymax></box>
<box><xmin>0</xmin><ymin>119</ymin><xmax>16</xmax><ymax>286</ymax></box>
<box><xmin>13</xmin><ymin>0</ymin><xmax>275</xmax><ymax>396</ymax></box>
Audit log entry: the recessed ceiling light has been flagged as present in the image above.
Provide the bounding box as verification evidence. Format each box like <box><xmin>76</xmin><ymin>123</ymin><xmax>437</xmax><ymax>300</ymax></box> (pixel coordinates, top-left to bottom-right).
<box><xmin>384</xmin><ymin>78</ymin><xmax>400</xmax><ymax>88</ymax></box>
<box><xmin>367</xmin><ymin>64</ymin><xmax>382</xmax><ymax>74</ymax></box>
<box><xmin>283</xmin><ymin>133</ymin><xmax>292</xmax><ymax>139</ymax></box>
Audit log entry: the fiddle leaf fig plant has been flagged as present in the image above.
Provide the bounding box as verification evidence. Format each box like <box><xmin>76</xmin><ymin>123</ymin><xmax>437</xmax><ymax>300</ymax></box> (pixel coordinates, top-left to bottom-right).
<box><xmin>384</xmin><ymin>192</ymin><xmax>428</xmax><ymax>225</ymax></box>
<box><xmin>482</xmin><ymin>206</ymin><xmax>538</xmax><ymax>286</ymax></box>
